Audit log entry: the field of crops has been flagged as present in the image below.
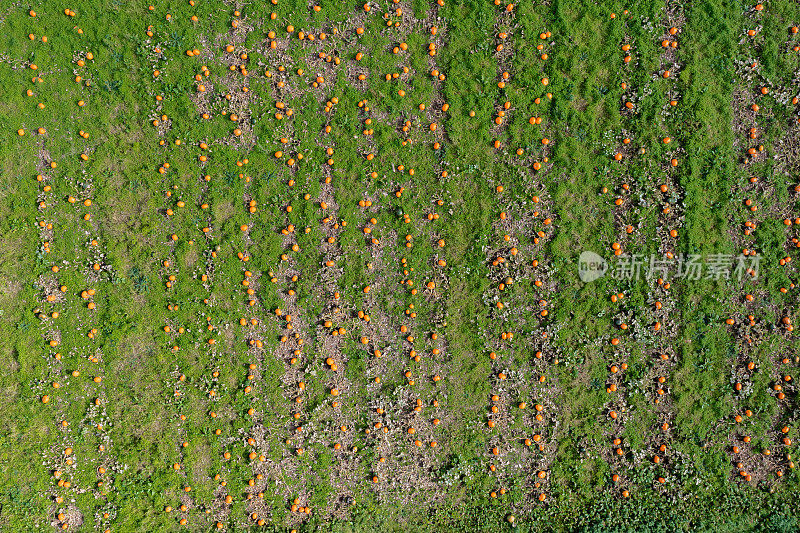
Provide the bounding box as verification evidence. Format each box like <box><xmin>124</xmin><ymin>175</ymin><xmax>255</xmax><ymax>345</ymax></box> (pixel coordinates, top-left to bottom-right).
<box><xmin>1</xmin><ymin>0</ymin><xmax>799</xmax><ymax>531</ymax></box>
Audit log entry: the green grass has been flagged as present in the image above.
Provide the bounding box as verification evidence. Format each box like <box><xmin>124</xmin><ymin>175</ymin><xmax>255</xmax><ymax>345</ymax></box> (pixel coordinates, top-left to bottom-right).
<box><xmin>1</xmin><ymin>0</ymin><xmax>800</xmax><ymax>531</ymax></box>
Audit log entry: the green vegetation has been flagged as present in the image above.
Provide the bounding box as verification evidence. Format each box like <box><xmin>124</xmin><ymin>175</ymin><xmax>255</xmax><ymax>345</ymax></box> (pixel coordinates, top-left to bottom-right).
<box><xmin>1</xmin><ymin>0</ymin><xmax>799</xmax><ymax>531</ymax></box>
